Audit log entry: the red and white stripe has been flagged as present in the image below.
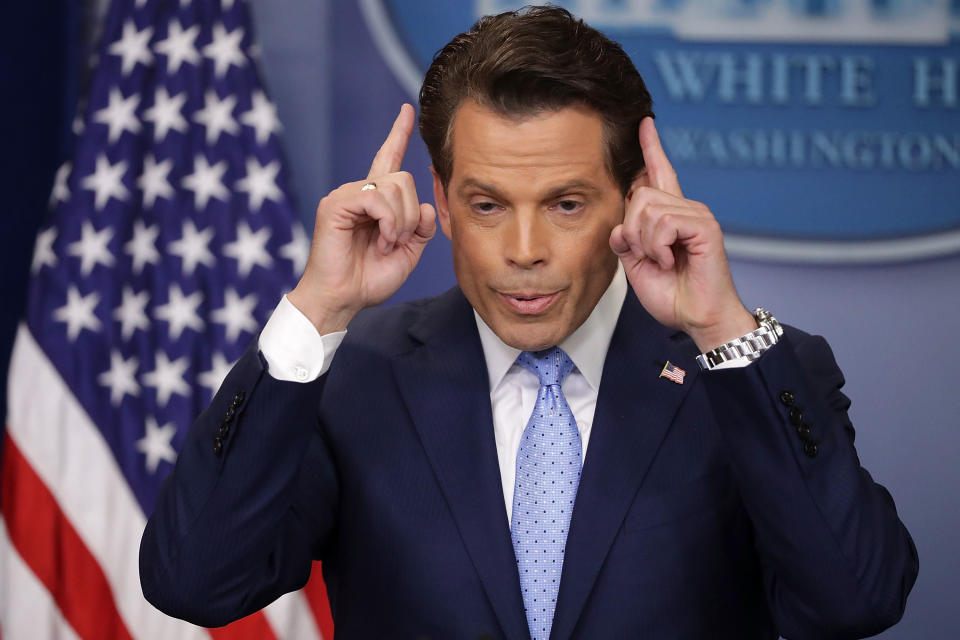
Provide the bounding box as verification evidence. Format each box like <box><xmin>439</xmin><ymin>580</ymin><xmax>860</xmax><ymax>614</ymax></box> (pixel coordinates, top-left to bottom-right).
<box><xmin>0</xmin><ymin>324</ymin><xmax>332</xmax><ymax>639</ymax></box>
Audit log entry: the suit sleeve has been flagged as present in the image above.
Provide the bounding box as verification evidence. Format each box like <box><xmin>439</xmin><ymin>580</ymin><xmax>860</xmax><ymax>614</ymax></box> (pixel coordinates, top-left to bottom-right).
<box><xmin>701</xmin><ymin>331</ymin><xmax>918</xmax><ymax>639</ymax></box>
<box><xmin>139</xmin><ymin>337</ymin><xmax>339</xmax><ymax>628</ymax></box>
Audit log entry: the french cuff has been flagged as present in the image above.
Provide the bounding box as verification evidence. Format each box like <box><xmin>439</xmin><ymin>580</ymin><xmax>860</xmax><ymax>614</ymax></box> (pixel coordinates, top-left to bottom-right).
<box><xmin>258</xmin><ymin>294</ymin><xmax>346</xmax><ymax>382</ymax></box>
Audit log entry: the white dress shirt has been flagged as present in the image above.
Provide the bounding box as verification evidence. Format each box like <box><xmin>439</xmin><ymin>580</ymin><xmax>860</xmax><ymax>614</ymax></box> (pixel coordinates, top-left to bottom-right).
<box><xmin>260</xmin><ymin>268</ymin><xmax>626</xmax><ymax>526</ymax></box>
<box><xmin>258</xmin><ymin>265</ymin><xmax>748</xmax><ymax>526</ymax></box>
<box><xmin>474</xmin><ymin>267</ymin><xmax>626</xmax><ymax>524</ymax></box>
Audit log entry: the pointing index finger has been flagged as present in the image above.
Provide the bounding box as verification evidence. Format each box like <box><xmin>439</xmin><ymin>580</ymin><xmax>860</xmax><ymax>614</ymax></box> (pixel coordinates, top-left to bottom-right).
<box><xmin>367</xmin><ymin>103</ymin><xmax>415</xmax><ymax>180</ymax></box>
<box><xmin>639</xmin><ymin>116</ymin><xmax>682</xmax><ymax>197</ymax></box>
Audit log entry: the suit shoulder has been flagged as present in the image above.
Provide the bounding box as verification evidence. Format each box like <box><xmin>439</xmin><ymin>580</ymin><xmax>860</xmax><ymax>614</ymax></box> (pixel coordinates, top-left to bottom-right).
<box><xmin>340</xmin><ymin>288</ymin><xmax>459</xmax><ymax>356</ymax></box>
<box><xmin>343</xmin><ymin>299</ymin><xmax>427</xmax><ymax>352</ymax></box>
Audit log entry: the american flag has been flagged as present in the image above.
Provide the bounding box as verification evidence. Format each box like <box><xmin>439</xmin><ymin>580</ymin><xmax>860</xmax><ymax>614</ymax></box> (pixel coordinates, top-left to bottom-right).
<box><xmin>0</xmin><ymin>0</ymin><xmax>333</xmax><ymax>638</ymax></box>
<box><xmin>659</xmin><ymin>361</ymin><xmax>686</xmax><ymax>385</ymax></box>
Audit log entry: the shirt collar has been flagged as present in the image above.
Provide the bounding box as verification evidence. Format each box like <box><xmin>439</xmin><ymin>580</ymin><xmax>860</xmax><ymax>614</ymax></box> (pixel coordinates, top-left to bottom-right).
<box><xmin>474</xmin><ymin>262</ymin><xmax>628</xmax><ymax>393</ymax></box>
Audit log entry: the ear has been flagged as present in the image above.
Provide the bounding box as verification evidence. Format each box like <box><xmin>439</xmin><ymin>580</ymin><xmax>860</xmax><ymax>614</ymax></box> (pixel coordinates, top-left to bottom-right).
<box><xmin>431</xmin><ymin>166</ymin><xmax>452</xmax><ymax>241</ymax></box>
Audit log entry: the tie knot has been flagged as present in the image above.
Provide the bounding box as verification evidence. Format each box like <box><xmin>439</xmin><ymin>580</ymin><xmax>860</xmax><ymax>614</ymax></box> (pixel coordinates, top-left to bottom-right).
<box><xmin>516</xmin><ymin>347</ymin><xmax>575</xmax><ymax>387</ymax></box>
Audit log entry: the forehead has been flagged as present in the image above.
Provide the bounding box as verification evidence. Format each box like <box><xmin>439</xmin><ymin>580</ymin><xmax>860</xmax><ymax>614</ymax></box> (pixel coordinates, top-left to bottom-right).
<box><xmin>448</xmin><ymin>100</ymin><xmax>614</xmax><ymax>191</ymax></box>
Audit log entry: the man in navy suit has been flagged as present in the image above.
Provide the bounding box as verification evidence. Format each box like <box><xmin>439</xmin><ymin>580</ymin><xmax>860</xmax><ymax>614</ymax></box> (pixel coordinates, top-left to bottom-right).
<box><xmin>140</xmin><ymin>7</ymin><xmax>917</xmax><ymax>638</ymax></box>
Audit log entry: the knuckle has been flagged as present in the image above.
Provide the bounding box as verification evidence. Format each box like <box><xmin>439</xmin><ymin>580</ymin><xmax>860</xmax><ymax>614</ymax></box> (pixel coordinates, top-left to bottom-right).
<box><xmin>622</xmin><ymin>225</ymin><xmax>642</xmax><ymax>244</ymax></box>
<box><xmin>380</xmin><ymin>181</ymin><xmax>401</xmax><ymax>199</ymax></box>
<box><xmin>317</xmin><ymin>191</ymin><xmax>341</xmax><ymax>213</ymax></box>
<box><xmin>637</xmin><ymin>204</ymin><xmax>656</xmax><ymax>225</ymax></box>
<box><xmin>655</xmin><ymin>212</ymin><xmax>675</xmax><ymax>232</ymax></box>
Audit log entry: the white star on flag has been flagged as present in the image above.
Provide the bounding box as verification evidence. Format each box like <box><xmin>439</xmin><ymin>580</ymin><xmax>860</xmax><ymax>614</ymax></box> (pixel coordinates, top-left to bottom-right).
<box><xmin>198</xmin><ymin>352</ymin><xmax>234</xmax><ymax>396</ymax></box>
<box><xmin>138</xmin><ymin>154</ymin><xmax>175</xmax><ymax>207</ymax></box>
<box><xmin>154</xmin><ymin>284</ymin><xmax>204</xmax><ymax>340</ymax></box>
<box><xmin>124</xmin><ymin>219</ymin><xmax>161</xmax><ymax>274</ymax></box>
<box><xmin>193</xmin><ymin>90</ymin><xmax>239</xmax><ymax>144</ymax></box>
<box><xmin>97</xmin><ymin>350</ymin><xmax>140</xmax><ymax>406</ymax></box>
<box><xmin>142</xmin><ymin>87</ymin><xmax>188</xmax><ymax>142</ymax></box>
<box><xmin>11</xmin><ymin>0</ymin><xmax>336</xmax><ymax>632</ymax></box>
<box><xmin>224</xmin><ymin>222</ymin><xmax>273</xmax><ymax>277</ymax></box>
<box><xmin>153</xmin><ymin>19</ymin><xmax>200</xmax><ymax>73</ymax></box>
<box><xmin>108</xmin><ymin>20</ymin><xmax>154</xmax><ymax>75</ymax></box>
<box><xmin>169</xmin><ymin>220</ymin><xmax>216</xmax><ymax>275</ymax></box>
<box><xmin>31</xmin><ymin>227</ymin><xmax>58</xmax><ymax>274</ymax></box>
<box><xmin>93</xmin><ymin>88</ymin><xmax>142</xmax><ymax>143</ymax></box>
<box><xmin>212</xmin><ymin>289</ymin><xmax>259</xmax><ymax>341</ymax></box>
<box><xmin>68</xmin><ymin>221</ymin><xmax>115</xmax><ymax>276</ymax></box>
<box><xmin>280</xmin><ymin>224</ymin><xmax>310</xmax><ymax>275</ymax></box>
<box><xmin>53</xmin><ymin>286</ymin><xmax>101</xmax><ymax>341</ymax></box>
<box><xmin>81</xmin><ymin>153</ymin><xmax>129</xmax><ymax>210</ymax></box>
<box><xmin>241</xmin><ymin>91</ymin><xmax>282</xmax><ymax>144</ymax></box>
<box><xmin>142</xmin><ymin>351</ymin><xmax>190</xmax><ymax>407</ymax></box>
<box><xmin>203</xmin><ymin>23</ymin><xmax>247</xmax><ymax>78</ymax></box>
<box><xmin>182</xmin><ymin>154</ymin><xmax>229</xmax><ymax>210</ymax></box>
<box><xmin>136</xmin><ymin>417</ymin><xmax>178</xmax><ymax>474</ymax></box>
<box><xmin>235</xmin><ymin>157</ymin><xmax>283</xmax><ymax>211</ymax></box>
<box><xmin>49</xmin><ymin>162</ymin><xmax>71</xmax><ymax>207</ymax></box>
<box><xmin>113</xmin><ymin>286</ymin><xmax>151</xmax><ymax>340</ymax></box>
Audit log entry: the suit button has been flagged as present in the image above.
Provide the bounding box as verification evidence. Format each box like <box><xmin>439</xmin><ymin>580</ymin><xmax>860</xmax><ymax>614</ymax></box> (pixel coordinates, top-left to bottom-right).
<box><xmin>233</xmin><ymin>390</ymin><xmax>245</xmax><ymax>405</ymax></box>
<box><xmin>213</xmin><ymin>437</ymin><xmax>223</xmax><ymax>455</ymax></box>
<box><xmin>788</xmin><ymin>406</ymin><xmax>804</xmax><ymax>426</ymax></box>
<box><xmin>796</xmin><ymin>423</ymin><xmax>811</xmax><ymax>439</ymax></box>
<box><xmin>225</xmin><ymin>406</ymin><xmax>235</xmax><ymax>420</ymax></box>
<box><xmin>779</xmin><ymin>390</ymin><xmax>795</xmax><ymax>406</ymax></box>
<box><xmin>803</xmin><ymin>441</ymin><xmax>819</xmax><ymax>458</ymax></box>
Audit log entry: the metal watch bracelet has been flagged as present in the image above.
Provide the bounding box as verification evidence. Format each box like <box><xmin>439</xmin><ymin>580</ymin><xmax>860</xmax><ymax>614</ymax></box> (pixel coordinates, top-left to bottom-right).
<box><xmin>695</xmin><ymin>308</ymin><xmax>784</xmax><ymax>371</ymax></box>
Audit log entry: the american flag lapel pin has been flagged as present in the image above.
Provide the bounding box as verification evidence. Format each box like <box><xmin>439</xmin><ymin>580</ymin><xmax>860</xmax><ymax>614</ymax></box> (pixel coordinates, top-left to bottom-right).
<box><xmin>659</xmin><ymin>361</ymin><xmax>686</xmax><ymax>384</ymax></box>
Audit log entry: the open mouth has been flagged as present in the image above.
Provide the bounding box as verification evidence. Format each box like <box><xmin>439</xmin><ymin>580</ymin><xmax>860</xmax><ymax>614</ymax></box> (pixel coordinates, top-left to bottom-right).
<box><xmin>498</xmin><ymin>290</ymin><xmax>560</xmax><ymax>315</ymax></box>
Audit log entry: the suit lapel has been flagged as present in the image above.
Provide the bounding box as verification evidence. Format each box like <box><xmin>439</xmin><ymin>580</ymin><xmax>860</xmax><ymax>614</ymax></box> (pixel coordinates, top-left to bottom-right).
<box><xmin>550</xmin><ymin>292</ymin><xmax>700</xmax><ymax>640</ymax></box>
<box><xmin>392</xmin><ymin>289</ymin><xmax>530</xmax><ymax>640</ymax></box>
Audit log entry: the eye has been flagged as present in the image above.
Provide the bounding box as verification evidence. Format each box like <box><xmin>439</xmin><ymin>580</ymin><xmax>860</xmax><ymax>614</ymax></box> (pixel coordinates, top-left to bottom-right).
<box><xmin>552</xmin><ymin>199</ymin><xmax>584</xmax><ymax>214</ymax></box>
<box><xmin>470</xmin><ymin>201</ymin><xmax>502</xmax><ymax>214</ymax></box>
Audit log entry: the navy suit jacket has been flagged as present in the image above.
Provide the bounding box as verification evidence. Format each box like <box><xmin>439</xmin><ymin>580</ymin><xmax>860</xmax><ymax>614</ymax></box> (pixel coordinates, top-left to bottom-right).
<box><xmin>140</xmin><ymin>287</ymin><xmax>917</xmax><ymax>639</ymax></box>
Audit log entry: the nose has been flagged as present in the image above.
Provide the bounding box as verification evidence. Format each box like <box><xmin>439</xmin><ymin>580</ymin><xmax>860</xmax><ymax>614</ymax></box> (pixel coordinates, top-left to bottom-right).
<box><xmin>504</xmin><ymin>208</ymin><xmax>549</xmax><ymax>269</ymax></box>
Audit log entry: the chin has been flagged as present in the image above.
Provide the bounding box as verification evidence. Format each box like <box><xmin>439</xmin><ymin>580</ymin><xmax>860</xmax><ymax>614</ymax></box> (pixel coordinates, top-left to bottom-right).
<box><xmin>494</xmin><ymin>321</ymin><xmax>565</xmax><ymax>352</ymax></box>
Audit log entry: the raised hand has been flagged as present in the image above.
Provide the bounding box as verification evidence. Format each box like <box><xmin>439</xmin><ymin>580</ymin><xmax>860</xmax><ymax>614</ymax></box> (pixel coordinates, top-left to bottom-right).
<box><xmin>609</xmin><ymin>117</ymin><xmax>756</xmax><ymax>352</ymax></box>
<box><xmin>287</xmin><ymin>104</ymin><xmax>437</xmax><ymax>334</ymax></box>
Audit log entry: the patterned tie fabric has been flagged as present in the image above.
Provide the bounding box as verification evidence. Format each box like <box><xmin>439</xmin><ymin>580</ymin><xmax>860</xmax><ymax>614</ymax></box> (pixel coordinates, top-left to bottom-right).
<box><xmin>511</xmin><ymin>347</ymin><xmax>582</xmax><ymax>640</ymax></box>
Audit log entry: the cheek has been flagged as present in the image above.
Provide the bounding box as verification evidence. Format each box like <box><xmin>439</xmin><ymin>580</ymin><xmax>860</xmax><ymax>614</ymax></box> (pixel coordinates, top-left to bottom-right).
<box><xmin>566</xmin><ymin>225</ymin><xmax>616</xmax><ymax>271</ymax></box>
<box><xmin>450</xmin><ymin>227</ymin><xmax>496</xmax><ymax>284</ymax></box>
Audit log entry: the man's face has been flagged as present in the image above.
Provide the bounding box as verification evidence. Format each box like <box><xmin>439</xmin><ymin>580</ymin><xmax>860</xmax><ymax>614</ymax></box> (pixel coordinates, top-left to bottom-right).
<box><xmin>433</xmin><ymin>100</ymin><xmax>624</xmax><ymax>351</ymax></box>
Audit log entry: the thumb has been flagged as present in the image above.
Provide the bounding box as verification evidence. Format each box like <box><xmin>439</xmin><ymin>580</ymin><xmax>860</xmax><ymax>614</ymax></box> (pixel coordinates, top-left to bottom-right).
<box><xmin>609</xmin><ymin>224</ymin><xmax>642</xmax><ymax>260</ymax></box>
<box><xmin>414</xmin><ymin>202</ymin><xmax>437</xmax><ymax>243</ymax></box>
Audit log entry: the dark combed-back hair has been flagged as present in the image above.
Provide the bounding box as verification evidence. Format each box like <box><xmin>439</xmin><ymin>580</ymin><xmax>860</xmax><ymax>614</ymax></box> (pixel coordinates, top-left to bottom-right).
<box><xmin>418</xmin><ymin>5</ymin><xmax>654</xmax><ymax>195</ymax></box>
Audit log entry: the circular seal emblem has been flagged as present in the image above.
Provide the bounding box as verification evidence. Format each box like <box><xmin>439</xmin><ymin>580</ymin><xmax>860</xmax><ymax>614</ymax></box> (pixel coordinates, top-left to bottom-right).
<box><xmin>360</xmin><ymin>0</ymin><xmax>960</xmax><ymax>263</ymax></box>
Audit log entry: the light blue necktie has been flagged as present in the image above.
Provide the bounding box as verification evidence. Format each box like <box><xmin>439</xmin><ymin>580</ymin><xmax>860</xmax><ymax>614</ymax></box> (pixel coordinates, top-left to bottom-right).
<box><xmin>511</xmin><ymin>347</ymin><xmax>581</xmax><ymax>640</ymax></box>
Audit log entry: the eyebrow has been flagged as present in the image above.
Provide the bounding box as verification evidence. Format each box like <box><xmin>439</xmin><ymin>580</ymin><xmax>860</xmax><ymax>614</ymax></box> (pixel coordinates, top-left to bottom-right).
<box><xmin>457</xmin><ymin>178</ymin><xmax>603</xmax><ymax>201</ymax></box>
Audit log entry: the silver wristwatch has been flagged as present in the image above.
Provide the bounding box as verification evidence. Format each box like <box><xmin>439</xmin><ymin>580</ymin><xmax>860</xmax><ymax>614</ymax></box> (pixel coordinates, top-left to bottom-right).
<box><xmin>695</xmin><ymin>308</ymin><xmax>783</xmax><ymax>371</ymax></box>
